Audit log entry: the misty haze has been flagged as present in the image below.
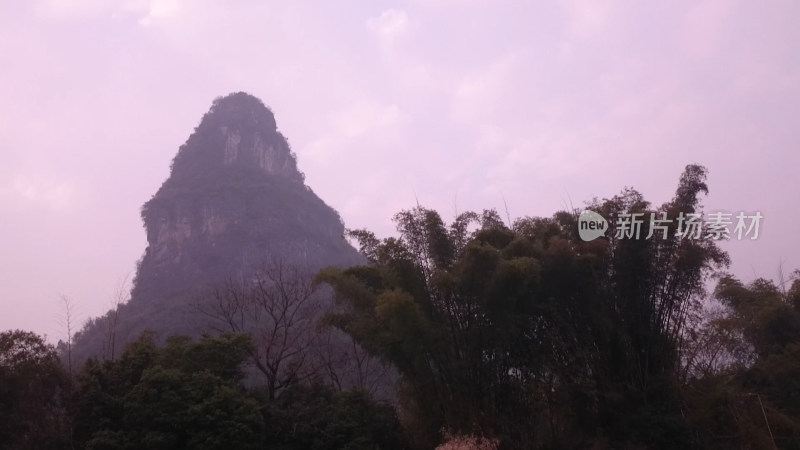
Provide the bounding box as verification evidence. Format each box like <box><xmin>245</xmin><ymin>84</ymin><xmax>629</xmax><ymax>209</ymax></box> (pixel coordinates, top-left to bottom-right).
<box><xmin>1</xmin><ymin>2</ymin><xmax>799</xmax><ymax>449</ymax></box>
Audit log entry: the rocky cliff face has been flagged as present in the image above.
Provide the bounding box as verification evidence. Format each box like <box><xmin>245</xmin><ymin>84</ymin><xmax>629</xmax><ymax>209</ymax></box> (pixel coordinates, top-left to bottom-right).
<box><xmin>73</xmin><ymin>92</ymin><xmax>363</xmax><ymax>359</ymax></box>
<box><xmin>133</xmin><ymin>92</ymin><xmax>362</xmax><ymax>300</ymax></box>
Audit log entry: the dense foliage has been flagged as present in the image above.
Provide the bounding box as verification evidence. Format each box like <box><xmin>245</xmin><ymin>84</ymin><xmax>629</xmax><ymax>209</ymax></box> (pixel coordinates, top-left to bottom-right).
<box><xmin>315</xmin><ymin>165</ymin><xmax>799</xmax><ymax>448</ymax></box>
<box><xmin>4</xmin><ymin>164</ymin><xmax>800</xmax><ymax>449</ymax></box>
<box><xmin>0</xmin><ymin>330</ymin><xmax>71</xmax><ymax>448</ymax></box>
<box><xmin>0</xmin><ymin>332</ymin><xmax>407</xmax><ymax>449</ymax></box>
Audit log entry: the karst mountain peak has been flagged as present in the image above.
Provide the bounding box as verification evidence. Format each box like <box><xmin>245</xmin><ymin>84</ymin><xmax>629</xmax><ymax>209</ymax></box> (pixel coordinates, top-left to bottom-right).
<box><xmin>71</xmin><ymin>92</ymin><xmax>362</xmax><ymax>361</ymax></box>
<box><xmin>167</xmin><ymin>91</ymin><xmax>305</xmax><ymax>185</ymax></box>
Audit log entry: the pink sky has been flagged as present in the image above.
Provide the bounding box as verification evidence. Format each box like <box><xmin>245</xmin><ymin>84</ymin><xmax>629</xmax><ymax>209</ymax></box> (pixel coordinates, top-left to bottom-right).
<box><xmin>1</xmin><ymin>0</ymin><xmax>798</xmax><ymax>341</ymax></box>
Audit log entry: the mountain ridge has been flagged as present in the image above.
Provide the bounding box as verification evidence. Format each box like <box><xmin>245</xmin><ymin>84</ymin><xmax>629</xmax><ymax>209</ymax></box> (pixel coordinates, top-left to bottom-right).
<box><xmin>72</xmin><ymin>92</ymin><xmax>364</xmax><ymax>362</ymax></box>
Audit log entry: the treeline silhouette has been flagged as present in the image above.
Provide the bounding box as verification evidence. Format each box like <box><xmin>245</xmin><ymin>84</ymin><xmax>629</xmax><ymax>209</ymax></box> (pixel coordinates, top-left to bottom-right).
<box><xmin>2</xmin><ymin>165</ymin><xmax>799</xmax><ymax>449</ymax></box>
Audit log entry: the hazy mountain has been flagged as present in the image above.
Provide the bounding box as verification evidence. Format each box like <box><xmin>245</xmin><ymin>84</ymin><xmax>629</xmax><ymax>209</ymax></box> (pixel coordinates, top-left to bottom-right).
<box><xmin>71</xmin><ymin>92</ymin><xmax>364</xmax><ymax>362</ymax></box>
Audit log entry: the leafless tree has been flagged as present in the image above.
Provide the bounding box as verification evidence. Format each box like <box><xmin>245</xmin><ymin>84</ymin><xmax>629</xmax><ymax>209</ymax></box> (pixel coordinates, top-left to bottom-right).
<box><xmin>680</xmin><ymin>303</ymin><xmax>754</xmax><ymax>381</ymax></box>
<box><xmin>315</xmin><ymin>326</ymin><xmax>393</xmax><ymax>397</ymax></box>
<box><xmin>195</xmin><ymin>258</ymin><xmax>395</xmax><ymax>400</ymax></box>
<box><xmin>56</xmin><ymin>295</ymin><xmax>77</xmax><ymax>374</ymax></box>
<box><xmin>196</xmin><ymin>259</ymin><xmax>322</xmax><ymax>400</ymax></box>
<box><xmin>103</xmin><ymin>275</ymin><xmax>131</xmax><ymax>361</ymax></box>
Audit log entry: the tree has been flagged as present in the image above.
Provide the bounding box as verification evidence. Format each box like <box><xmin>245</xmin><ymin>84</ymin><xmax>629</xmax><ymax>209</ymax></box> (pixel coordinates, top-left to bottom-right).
<box><xmin>70</xmin><ymin>330</ymin><xmax>406</xmax><ymax>449</ymax></box>
<box><xmin>195</xmin><ymin>258</ymin><xmax>391</xmax><ymax>400</ymax></box>
<box><xmin>104</xmin><ymin>275</ymin><xmax>131</xmax><ymax>361</ymax></box>
<box><xmin>71</xmin><ymin>331</ymin><xmax>263</xmax><ymax>449</ymax></box>
<box><xmin>320</xmin><ymin>207</ymin><xmax>567</xmax><ymax>447</ymax></box>
<box><xmin>259</xmin><ymin>382</ymin><xmax>410</xmax><ymax>450</ymax></box>
<box><xmin>316</xmin><ymin>165</ymin><xmax>729</xmax><ymax>448</ymax></box>
<box><xmin>714</xmin><ymin>275</ymin><xmax>800</xmax><ymax>359</ymax></box>
<box><xmin>56</xmin><ymin>295</ymin><xmax>78</xmax><ymax>374</ymax></box>
<box><xmin>677</xmin><ymin>271</ymin><xmax>800</xmax><ymax>448</ymax></box>
<box><xmin>314</xmin><ymin>326</ymin><xmax>393</xmax><ymax>397</ymax></box>
<box><xmin>0</xmin><ymin>329</ymin><xmax>71</xmax><ymax>449</ymax></box>
<box><xmin>195</xmin><ymin>259</ymin><xmax>322</xmax><ymax>400</ymax></box>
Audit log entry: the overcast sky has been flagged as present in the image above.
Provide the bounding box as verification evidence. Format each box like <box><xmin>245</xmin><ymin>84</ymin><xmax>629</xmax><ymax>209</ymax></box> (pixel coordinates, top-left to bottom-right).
<box><xmin>1</xmin><ymin>0</ymin><xmax>798</xmax><ymax>342</ymax></box>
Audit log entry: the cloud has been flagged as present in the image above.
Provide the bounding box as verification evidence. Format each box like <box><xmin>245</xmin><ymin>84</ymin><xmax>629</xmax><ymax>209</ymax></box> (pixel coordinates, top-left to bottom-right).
<box><xmin>8</xmin><ymin>175</ymin><xmax>77</xmax><ymax>211</ymax></box>
<box><xmin>4</xmin><ymin>0</ymin><xmax>800</xmax><ymax>344</ymax></box>
<box><xmin>332</xmin><ymin>102</ymin><xmax>403</xmax><ymax>138</ymax></box>
<box><xmin>679</xmin><ymin>0</ymin><xmax>733</xmax><ymax>59</ymax></box>
<box><xmin>34</xmin><ymin>0</ymin><xmax>182</xmax><ymax>25</ymax></box>
<box><xmin>137</xmin><ymin>0</ymin><xmax>182</xmax><ymax>26</ymax></box>
<box><xmin>367</xmin><ymin>9</ymin><xmax>408</xmax><ymax>39</ymax></box>
<box><xmin>34</xmin><ymin>0</ymin><xmax>114</xmax><ymax>19</ymax></box>
<box><xmin>734</xmin><ymin>51</ymin><xmax>800</xmax><ymax>96</ymax></box>
<box><xmin>560</xmin><ymin>0</ymin><xmax>613</xmax><ymax>38</ymax></box>
<box><xmin>298</xmin><ymin>101</ymin><xmax>403</xmax><ymax>175</ymax></box>
<box><xmin>449</xmin><ymin>53</ymin><xmax>519</xmax><ymax>123</ymax></box>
